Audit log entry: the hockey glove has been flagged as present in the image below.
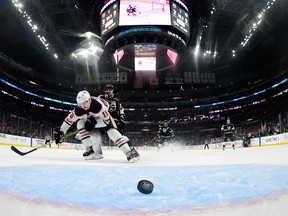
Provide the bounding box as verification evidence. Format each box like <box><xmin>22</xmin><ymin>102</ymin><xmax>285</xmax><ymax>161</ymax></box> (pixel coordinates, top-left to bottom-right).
<box><xmin>54</xmin><ymin>128</ymin><xmax>64</xmax><ymax>144</ymax></box>
<box><xmin>85</xmin><ymin>116</ymin><xmax>96</xmax><ymax>131</ymax></box>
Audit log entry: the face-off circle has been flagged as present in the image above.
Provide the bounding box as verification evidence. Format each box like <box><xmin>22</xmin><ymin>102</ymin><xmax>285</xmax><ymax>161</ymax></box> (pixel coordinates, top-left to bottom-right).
<box><xmin>137</xmin><ymin>180</ymin><xmax>154</xmax><ymax>194</ymax></box>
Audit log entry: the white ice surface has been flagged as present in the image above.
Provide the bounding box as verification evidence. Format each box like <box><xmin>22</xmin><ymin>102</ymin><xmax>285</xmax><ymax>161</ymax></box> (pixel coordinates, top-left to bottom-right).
<box><xmin>0</xmin><ymin>144</ymin><xmax>288</xmax><ymax>216</ymax></box>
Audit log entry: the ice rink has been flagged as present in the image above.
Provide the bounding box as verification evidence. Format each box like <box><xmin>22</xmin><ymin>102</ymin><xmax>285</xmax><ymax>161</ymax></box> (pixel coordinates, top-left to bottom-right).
<box><xmin>0</xmin><ymin>144</ymin><xmax>288</xmax><ymax>216</ymax></box>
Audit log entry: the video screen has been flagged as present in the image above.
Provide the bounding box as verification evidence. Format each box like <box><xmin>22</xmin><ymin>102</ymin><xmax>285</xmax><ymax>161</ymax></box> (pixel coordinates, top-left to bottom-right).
<box><xmin>113</xmin><ymin>49</ymin><xmax>125</xmax><ymax>64</ymax></box>
<box><xmin>134</xmin><ymin>44</ymin><xmax>157</xmax><ymax>57</ymax></box>
<box><xmin>119</xmin><ymin>0</ymin><xmax>171</xmax><ymax>26</ymax></box>
<box><xmin>134</xmin><ymin>44</ymin><xmax>156</xmax><ymax>71</ymax></box>
<box><xmin>101</xmin><ymin>2</ymin><xmax>119</xmax><ymax>36</ymax></box>
<box><xmin>167</xmin><ymin>48</ymin><xmax>178</xmax><ymax>64</ymax></box>
<box><xmin>135</xmin><ymin>57</ymin><xmax>156</xmax><ymax>71</ymax></box>
<box><xmin>181</xmin><ymin>0</ymin><xmax>187</xmax><ymax>5</ymax></box>
<box><xmin>171</xmin><ymin>2</ymin><xmax>190</xmax><ymax>36</ymax></box>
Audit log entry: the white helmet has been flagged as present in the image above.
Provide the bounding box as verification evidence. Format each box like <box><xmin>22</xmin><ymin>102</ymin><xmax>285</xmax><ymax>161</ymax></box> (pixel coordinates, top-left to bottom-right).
<box><xmin>76</xmin><ymin>90</ymin><xmax>91</xmax><ymax>106</ymax></box>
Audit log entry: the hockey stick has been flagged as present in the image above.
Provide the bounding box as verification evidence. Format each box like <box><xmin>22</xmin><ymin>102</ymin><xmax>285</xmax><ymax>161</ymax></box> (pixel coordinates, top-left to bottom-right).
<box><xmin>149</xmin><ymin>135</ymin><xmax>158</xmax><ymax>143</ymax></box>
<box><xmin>11</xmin><ymin>130</ymin><xmax>79</xmax><ymax>156</ymax></box>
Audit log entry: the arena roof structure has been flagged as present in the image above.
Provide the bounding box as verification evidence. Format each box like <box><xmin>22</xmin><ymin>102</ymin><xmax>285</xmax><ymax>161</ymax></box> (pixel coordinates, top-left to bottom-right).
<box><xmin>0</xmin><ymin>0</ymin><xmax>287</xmax><ymax>107</ymax></box>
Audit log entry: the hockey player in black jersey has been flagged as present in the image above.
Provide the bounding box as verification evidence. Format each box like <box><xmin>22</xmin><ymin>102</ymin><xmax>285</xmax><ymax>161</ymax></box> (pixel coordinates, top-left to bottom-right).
<box><xmin>99</xmin><ymin>84</ymin><xmax>125</xmax><ymax>131</ymax></box>
<box><xmin>54</xmin><ymin>90</ymin><xmax>138</xmax><ymax>162</ymax></box>
<box><xmin>99</xmin><ymin>84</ymin><xmax>140</xmax><ymax>159</ymax></box>
<box><xmin>157</xmin><ymin>120</ymin><xmax>174</xmax><ymax>147</ymax></box>
<box><xmin>221</xmin><ymin>117</ymin><xmax>236</xmax><ymax>150</ymax></box>
<box><xmin>127</xmin><ymin>5</ymin><xmax>137</xmax><ymax>16</ymax></box>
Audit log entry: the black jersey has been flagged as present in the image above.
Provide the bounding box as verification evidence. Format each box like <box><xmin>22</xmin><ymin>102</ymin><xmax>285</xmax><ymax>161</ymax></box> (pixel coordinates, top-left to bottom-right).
<box><xmin>99</xmin><ymin>94</ymin><xmax>124</xmax><ymax>121</ymax></box>
<box><xmin>158</xmin><ymin>126</ymin><xmax>174</xmax><ymax>138</ymax></box>
<box><xmin>221</xmin><ymin>123</ymin><xmax>235</xmax><ymax>135</ymax></box>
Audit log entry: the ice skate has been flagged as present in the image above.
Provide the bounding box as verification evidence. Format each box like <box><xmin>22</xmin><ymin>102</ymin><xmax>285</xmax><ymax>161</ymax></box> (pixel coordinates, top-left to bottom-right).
<box><xmin>130</xmin><ymin>147</ymin><xmax>140</xmax><ymax>160</ymax></box>
<box><xmin>83</xmin><ymin>146</ymin><xmax>94</xmax><ymax>157</ymax></box>
<box><xmin>126</xmin><ymin>151</ymin><xmax>138</xmax><ymax>163</ymax></box>
<box><xmin>84</xmin><ymin>153</ymin><xmax>104</xmax><ymax>160</ymax></box>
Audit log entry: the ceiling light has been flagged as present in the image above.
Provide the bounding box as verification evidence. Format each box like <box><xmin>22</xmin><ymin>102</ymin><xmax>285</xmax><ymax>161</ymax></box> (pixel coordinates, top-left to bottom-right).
<box><xmin>80</xmin><ymin>32</ymin><xmax>101</xmax><ymax>40</ymax></box>
<box><xmin>11</xmin><ymin>0</ymin><xmax>54</xmax><ymax>55</ymax></box>
<box><xmin>239</xmin><ymin>0</ymin><xmax>277</xmax><ymax>49</ymax></box>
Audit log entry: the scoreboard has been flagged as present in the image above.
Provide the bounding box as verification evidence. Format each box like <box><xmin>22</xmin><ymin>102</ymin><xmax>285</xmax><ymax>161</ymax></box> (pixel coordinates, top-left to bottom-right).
<box><xmin>100</xmin><ymin>0</ymin><xmax>190</xmax><ymax>38</ymax></box>
<box><xmin>99</xmin><ymin>0</ymin><xmax>190</xmax><ymax>72</ymax></box>
<box><xmin>101</xmin><ymin>2</ymin><xmax>119</xmax><ymax>36</ymax></box>
<box><xmin>171</xmin><ymin>1</ymin><xmax>190</xmax><ymax>36</ymax></box>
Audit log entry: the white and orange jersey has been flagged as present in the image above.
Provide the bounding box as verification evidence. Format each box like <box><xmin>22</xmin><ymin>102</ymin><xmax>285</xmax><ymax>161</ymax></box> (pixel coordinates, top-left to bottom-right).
<box><xmin>60</xmin><ymin>97</ymin><xmax>116</xmax><ymax>133</ymax></box>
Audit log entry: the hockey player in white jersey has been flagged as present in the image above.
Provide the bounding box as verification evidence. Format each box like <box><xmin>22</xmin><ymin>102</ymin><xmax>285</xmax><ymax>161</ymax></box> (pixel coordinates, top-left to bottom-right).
<box><xmin>54</xmin><ymin>90</ymin><xmax>138</xmax><ymax>162</ymax></box>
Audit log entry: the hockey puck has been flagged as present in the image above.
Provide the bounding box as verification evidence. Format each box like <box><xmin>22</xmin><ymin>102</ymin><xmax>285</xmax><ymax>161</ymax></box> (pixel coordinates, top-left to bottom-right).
<box><xmin>137</xmin><ymin>180</ymin><xmax>154</xmax><ymax>194</ymax></box>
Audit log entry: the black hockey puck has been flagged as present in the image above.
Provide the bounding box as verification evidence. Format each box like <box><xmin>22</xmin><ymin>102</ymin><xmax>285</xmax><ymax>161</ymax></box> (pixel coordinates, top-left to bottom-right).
<box><xmin>137</xmin><ymin>180</ymin><xmax>154</xmax><ymax>194</ymax></box>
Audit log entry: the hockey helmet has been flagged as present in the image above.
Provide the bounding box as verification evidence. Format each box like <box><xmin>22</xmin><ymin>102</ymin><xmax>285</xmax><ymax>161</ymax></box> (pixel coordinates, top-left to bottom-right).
<box><xmin>76</xmin><ymin>90</ymin><xmax>91</xmax><ymax>106</ymax></box>
<box><xmin>163</xmin><ymin>120</ymin><xmax>169</xmax><ymax>126</ymax></box>
<box><xmin>226</xmin><ymin>117</ymin><xmax>231</xmax><ymax>123</ymax></box>
<box><xmin>104</xmin><ymin>84</ymin><xmax>114</xmax><ymax>97</ymax></box>
<box><xmin>104</xmin><ymin>84</ymin><xmax>114</xmax><ymax>91</ymax></box>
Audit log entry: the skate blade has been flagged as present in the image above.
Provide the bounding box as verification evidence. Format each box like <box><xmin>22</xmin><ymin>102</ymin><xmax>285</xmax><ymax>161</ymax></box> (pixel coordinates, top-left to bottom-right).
<box><xmin>84</xmin><ymin>155</ymin><xmax>104</xmax><ymax>160</ymax></box>
<box><xmin>128</xmin><ymin>157</ymin><xmax>138</xmax><ymax>163</ymax></box>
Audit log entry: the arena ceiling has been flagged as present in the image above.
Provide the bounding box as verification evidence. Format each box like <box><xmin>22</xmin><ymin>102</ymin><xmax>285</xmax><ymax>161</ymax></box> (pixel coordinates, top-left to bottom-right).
<box><xmin>0</xmin><ymin>0</ymin><xmax>287</xmax><ymax>93</ymax></box>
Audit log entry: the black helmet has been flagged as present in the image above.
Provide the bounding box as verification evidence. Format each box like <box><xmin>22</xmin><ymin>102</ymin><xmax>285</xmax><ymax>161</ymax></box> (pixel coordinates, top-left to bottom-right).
<box><xmin>104</xmin><ymin>84</ymin><xmax>114</xmax><ymax>91</ymax></box>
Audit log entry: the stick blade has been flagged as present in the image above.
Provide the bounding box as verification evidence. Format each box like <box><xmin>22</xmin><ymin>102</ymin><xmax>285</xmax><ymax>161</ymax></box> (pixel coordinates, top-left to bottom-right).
<box><xmin>10</xmin><ymin>146</ymin><xmax>26</xmax><ymax>156</ymax></box>
<box><xmin>11</xmin><ymin>146</ymin><xmax>37</xmax><ymax>156</ymax></box>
